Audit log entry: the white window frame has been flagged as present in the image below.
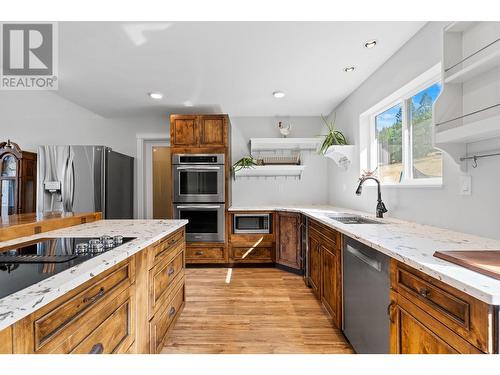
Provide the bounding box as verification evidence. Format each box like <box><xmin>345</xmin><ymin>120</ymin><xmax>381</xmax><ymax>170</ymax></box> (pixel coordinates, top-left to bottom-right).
<box><xmin>359</xmin><ymin>63</ymin><xmax>443</xmax><ymax>187</ymax></box>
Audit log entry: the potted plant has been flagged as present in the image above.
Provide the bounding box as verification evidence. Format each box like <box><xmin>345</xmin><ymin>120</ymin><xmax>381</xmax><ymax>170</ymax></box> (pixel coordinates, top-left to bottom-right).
<box><xmin>318</xmin><ymin>114</ymin><xmax>354</xmax><ymax>170</ymax></box>
<box><xmin>318</xmin><ymin>114</ymin><xmax>348</xmax><ymax>154</ymax></box>
<box><xmin>231</xmin><ymin>156</ymin><xmax>260</xmax><ymax>179</ymax></box>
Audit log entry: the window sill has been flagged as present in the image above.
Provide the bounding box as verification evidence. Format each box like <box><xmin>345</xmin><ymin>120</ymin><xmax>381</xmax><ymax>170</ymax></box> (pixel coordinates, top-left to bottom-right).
<box><xmin>365</xmin><ymin>182</ymin><xmax>443</xmax><ymax>189</ymax></box>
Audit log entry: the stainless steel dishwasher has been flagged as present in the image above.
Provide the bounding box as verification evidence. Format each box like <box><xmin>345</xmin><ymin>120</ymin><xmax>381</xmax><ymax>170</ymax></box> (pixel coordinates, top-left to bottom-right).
<box><xmin>343</xmin><ymin>236</ymin><xmax>390</xmax><ymax>353</ymax></box>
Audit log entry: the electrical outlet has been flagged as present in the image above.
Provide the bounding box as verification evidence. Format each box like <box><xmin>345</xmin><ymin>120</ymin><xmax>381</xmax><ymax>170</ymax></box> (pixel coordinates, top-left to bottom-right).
<box><xmin>460</xmin><ymin>175</ymin><xmax>472</xmax><ymax>195</ymax></box>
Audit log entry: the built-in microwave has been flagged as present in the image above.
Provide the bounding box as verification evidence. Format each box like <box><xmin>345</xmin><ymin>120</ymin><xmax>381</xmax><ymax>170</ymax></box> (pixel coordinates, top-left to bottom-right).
<box><xmin>233</xmin><ymin>213</ymin><xmax>272</xmax><ymax>234</ymax></box>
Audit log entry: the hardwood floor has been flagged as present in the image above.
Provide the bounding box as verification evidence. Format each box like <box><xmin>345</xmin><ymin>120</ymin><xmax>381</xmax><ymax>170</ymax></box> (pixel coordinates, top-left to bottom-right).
<box><xmin>162</xmin><ymin>267</ymin><xmax>354</xmax><ymax>354</ymax></box>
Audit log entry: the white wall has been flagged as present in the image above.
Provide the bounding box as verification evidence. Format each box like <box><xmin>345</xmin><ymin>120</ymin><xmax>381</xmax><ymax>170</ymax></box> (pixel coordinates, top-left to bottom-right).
<box><xmin>328</xmin><ymin>21</ymin><xmax>500</xmax><ymax>240</ymax></box>
<box><xmin>0</xmin><ymin>91</ymin><xmax>165</xmax><ymax>157</ymax></box>
<box><xmin>231</xmin><ymin>116</ymin><xmax>328</xmax><ymax>206</ymax></box>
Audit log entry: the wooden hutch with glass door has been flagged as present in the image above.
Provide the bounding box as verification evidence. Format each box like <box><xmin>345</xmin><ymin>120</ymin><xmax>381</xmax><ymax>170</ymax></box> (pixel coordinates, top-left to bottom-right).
<box><xmin>0</xmin><ymin>140</ymin><xmax>37</xmax><ymax>216</ymax></box>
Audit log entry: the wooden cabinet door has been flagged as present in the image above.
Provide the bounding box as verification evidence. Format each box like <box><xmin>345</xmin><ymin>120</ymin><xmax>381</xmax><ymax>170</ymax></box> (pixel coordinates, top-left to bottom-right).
<box><xmin>199</xmin><ymin>115</ymin><xmax>226</xmax><ymax>147</ymax></box>
<box><xmin>0</xmin><ymin>326</ymin><xmax>13</xmax><ymax>354</ymax></box>
<box><xmin>171</xmin><ymin>116</ymin><xmax>198</xmax><ymax>147</ymax></box>
<box><xmin>389</xmin><ymin>291</ymin><xmax>483</xmax><ymax>354</ymax></box>
<box><xmin>320</xmin><ymin>243</ymin><xmax>342</xmax><ymax>328</ymax></box>
<box><xmin>308</xmin><ymin>232</ymin><xmax>321</xmax><ymax>297</ymax></box>
<box><xmin>276</xmin><ymin>212</ymin><xmax>302</xmax><ymax>270</ymax></box>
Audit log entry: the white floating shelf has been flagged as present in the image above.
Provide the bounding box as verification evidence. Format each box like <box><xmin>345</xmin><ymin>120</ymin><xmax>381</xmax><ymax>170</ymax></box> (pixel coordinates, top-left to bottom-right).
<box><xmin>435</xmin><ymin>112</ymin><xmax>500</xmax><ymax>144</ymax></box>
<box><xmin>250</xmin><ymin>138</ymin><xmax>321</xmax><ymax>153</ymax></box>
<box><xmin>234</xmin><ymin>165</ymin><xmax>306</xmax><ymax>178</ymax></box>
<box><xmin>323</xmin><ymin>145</ymin><xmax>355</xmax><ymax>170</ymax></box>
<box><xmin>444</xmin><ymin>42</ymin><xmax>500</xmax><ymax>84</ymax></box>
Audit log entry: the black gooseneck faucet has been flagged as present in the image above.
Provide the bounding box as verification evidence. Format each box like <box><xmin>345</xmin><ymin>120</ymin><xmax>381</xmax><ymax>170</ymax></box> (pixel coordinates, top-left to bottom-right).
<box><xmin>355</xmin><ymin>175</ymin><xmax>388</xmax><ymax>218</ymax></box>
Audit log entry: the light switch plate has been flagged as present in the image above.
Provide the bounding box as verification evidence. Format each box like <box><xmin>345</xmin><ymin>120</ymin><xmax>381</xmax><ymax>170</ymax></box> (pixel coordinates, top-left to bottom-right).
<box><xmin>460</xmin><ymin>175</ymin><xmax>472</xmax><ymax>195</ymax></box>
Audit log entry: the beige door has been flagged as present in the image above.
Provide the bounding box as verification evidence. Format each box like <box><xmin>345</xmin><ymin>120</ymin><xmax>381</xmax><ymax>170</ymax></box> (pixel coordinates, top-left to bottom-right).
<box><xmin>152</xmin><ymin>146</ymin><xmax>172</xmax><ymax>219</ymax></box>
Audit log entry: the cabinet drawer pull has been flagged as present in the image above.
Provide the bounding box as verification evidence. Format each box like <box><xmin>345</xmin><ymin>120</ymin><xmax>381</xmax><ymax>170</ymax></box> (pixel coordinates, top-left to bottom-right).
<box><xmin>387</xmin><ymin>302</ymin><xmax>396</xmax><ymax>323</ymax></box>
<box><xmin>195</xmin><ymin>251</ymin><xmax>203</xmax><ymax>256</ymax></box>
<box><xmin>167</xmin><ymin>267</ymin><xmax>175</xmax><ymax>276</ymax></box>
<box><xmin>89</xmin><ymin>343</ymin><xmax>104</xmax><ymax>354</ymax></box>
<box><xmin>168</xmin><ymin>306</ymin><xmax>176</xmax><ymax>317</ymax></box>
<box><xmin>419</xmin><ymin>288</ymin><xmax>430</xmax><ymax>298</ymax></box>
<box><xmin>83</xmin><ymin>287</ymin><xmax>105</xmax><ymax>305</ymax></box>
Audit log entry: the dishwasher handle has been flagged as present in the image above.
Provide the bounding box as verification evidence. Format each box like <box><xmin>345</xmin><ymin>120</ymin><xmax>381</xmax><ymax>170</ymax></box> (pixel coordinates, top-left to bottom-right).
<box><xmin>345</xmin><ymin>244</ymin><xmax>382</xmax><ymax>272</ymax></box>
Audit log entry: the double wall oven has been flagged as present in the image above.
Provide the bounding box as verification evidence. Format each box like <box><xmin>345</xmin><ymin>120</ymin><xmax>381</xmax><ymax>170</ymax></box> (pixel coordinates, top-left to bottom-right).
<box><xmin>173</xmin><ymin>154</ymin><xmax>225</xmax><ymax>243</ymax></box>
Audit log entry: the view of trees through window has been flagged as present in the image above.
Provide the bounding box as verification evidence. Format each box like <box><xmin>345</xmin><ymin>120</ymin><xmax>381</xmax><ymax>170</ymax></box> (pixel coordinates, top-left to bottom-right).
<box><xmin>374</xmin><ymin>82</ymin><xmax>442</xmax><ymax>183</ymax></box>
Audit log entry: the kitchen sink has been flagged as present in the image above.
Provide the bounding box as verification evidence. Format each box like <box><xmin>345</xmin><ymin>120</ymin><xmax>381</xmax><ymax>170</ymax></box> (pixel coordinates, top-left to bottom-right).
<box><xmin>326</xmin><ymin>214</ymin><xmax>384</xmax><ymax>224</ymax></box>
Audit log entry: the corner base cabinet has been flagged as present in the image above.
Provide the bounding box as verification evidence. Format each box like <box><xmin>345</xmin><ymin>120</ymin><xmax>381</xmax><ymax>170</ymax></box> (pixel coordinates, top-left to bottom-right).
<box><xmin>276</xmin><ymin>212</ymin><xmax>302</xmax><ymax>271</ymax></box>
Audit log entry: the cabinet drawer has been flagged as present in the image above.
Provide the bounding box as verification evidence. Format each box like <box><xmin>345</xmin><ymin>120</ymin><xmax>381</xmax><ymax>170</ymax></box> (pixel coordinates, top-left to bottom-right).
<box><xmin>391</xmin><ymin>261</ymin><xmax>493</xmax><ymax>353</ymax></box>
<box><xmin>308</xmin><ymin>220</ymin><xmax>340</xmax><ymax>248</ymax></box>
<box><xmin>231</xmin><ymin>246</ymin><xmax>273</xmax><ymax>262</ymax></box>
<box><xmin>152</xmin><ymin>229</ymin><xmax>184</xmax><ymax>267</ymax></box>
<box><xmin>33</xmin><ymin>260</ymin><xmax>134</xmax><ymax>351</ymax></box>
<box><xmin>71</xmin><ymin>287</ymin><xmax>135</xmax><ymax>354</ymax></box>
<box><xmin>150</xmin><ymin>251</ymin><xmax>184</xmax><ymax>316</ymax></box>
<box><xmin>149</xmin><ymin>279</ymin><xmax>185</xmax><ymax>354</ymax></box>
<box><xmin>186</xmin><ymin>247</ymin><xmax>224</xmax><ymax>260</ymax></box>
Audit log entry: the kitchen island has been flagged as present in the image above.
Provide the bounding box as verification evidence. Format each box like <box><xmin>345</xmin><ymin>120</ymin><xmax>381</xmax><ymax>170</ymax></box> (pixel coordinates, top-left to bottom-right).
<box><xmin>0</xmin><ymin>218</ymin><xmax>188</xmax><ymax>354</ymax></box>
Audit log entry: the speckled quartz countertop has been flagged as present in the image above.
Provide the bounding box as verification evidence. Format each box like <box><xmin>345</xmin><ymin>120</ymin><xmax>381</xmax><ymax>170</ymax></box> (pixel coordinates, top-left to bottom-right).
<box><xmin>230</xmin><ymin>205</ymin><xmax>500</xmax><ymax>305</ymax></box>
<box><xmin>0</xmin><ymin>219</ymin><xmax>187</xmax><ymax>331</ymax></box>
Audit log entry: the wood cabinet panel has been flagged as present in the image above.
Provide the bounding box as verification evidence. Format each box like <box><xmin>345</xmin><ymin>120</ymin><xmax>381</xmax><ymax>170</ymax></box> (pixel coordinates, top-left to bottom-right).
<box><xmin>276</xmin><ymin>212</ymin><xmax>302</xmax><ymax>270</ymax></box>
<box><xmin>391</xmin><ymin>260</ymin><xmax>493</xmax><ymax>353</ymax></box>
<box><xmin>171</xmin><ymin>116</ymin><xmax>198</xmax><ymax>146</ymax></box>
<box><xmin>0</xmin><ymin>326</ymin><xmax>12</xmax><ymax>354</ymax></box>
<box><xmin>33</xmin><ymin>261</ymin><xmax>134</xmax><ymax>349</ymax></box>
<box><xmin>186</xmin><ymin>246</ymin><xmax>225</xmax><ymax>261</ymax></box>
<box><xmin>320</xmin><ymin>243</ymin><xmax>342</xmax><ymax>328</ymax></box>
<box><xmin>307</xmin><ymin>231</ymin><xmax>321</xmax><ymax>297</ymax></box>
<box><xmin>150</xmin><ymin>251</ymin><xmax>184</xmax><ymax>317</ymax></box>
<box><xmin>231</xmin><ymin>246</ymin><xmax>273</xmax><ymax>263</ymax></box>
<box><xmin>70</xmin><ymin>287</ymin><xmax>135</xmax><ymax>354</ymax></box>
<box><xmin>170</xmin><ymin>114</ymin><xmax>229</xmax><ymax>148</ymax></box>
<box><xmin>199</xmin><ymin>116</ymin><xmax>226</xmax><ymax>147</ymax></box>
<box><xmin>390</xmin><ymin>291</ymin><xmax>482</xmax><ymax>354</ymax></box>
<box><xmin>149</xmin><ymin>279</ymin><xmax>185</xmax><ymax>354</ymax></box>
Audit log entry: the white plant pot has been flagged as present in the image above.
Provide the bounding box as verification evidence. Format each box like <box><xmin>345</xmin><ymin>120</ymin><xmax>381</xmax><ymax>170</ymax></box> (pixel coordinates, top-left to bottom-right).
<box><xmin>323</xmin><ymin>145</ymin><xmax>355</xmax><ymax>170</ymax></box>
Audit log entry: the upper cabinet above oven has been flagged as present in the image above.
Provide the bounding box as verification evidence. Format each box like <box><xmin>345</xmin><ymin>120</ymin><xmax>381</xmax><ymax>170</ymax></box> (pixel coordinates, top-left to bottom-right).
<box><xmin>170</xmin><ymin>114</ymin><xmax>230</xmax><ymax>149</ymax></box>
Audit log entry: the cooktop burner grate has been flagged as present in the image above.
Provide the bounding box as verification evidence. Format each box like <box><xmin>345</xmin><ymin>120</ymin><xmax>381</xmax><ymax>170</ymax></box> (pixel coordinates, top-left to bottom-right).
<box><xmin>0</xmin><ymin>254</ymin><xmax>78</xmax><ymax>263</ymax></box>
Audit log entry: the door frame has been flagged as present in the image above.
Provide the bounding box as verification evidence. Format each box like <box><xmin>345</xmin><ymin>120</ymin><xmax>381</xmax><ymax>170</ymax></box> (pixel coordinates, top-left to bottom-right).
<box><xmin>136</xmin><ymin>133</ymin><xmax>170</xmax><ymax>219</ymax></box>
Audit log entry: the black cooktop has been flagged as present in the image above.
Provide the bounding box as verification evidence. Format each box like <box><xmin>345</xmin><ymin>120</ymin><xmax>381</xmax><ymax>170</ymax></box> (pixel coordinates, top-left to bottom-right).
<box><xmin>0</xmin><ymin>236</ymin><xmax>135</xmax><ymax>299</ymax></box>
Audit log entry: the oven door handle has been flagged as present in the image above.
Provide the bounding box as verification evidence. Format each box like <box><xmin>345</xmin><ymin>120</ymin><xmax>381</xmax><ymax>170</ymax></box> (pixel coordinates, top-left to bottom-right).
<box><xmin>176</xmin><ymin>205</ymin><xmax>222</xmax><ymax>209</ymax></box>
<box><xmin>176</xmin><ymin>166</ymin><xmax>221</xmax><ymax>170</ymax></box>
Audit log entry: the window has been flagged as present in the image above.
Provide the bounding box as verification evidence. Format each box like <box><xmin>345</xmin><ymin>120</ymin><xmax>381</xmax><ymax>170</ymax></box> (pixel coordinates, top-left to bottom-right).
<box><xmin>361</xmin><ymin>65</ymin><xmax>442</xmax><ymax>186</ymax></box>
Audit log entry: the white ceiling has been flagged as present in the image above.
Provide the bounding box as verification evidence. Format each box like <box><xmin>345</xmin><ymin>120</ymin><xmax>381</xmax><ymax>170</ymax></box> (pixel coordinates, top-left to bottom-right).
<box><xmin>56</xmin><ymin>22</ymin><xmax>426</xmax><ymax>118</ymax></box>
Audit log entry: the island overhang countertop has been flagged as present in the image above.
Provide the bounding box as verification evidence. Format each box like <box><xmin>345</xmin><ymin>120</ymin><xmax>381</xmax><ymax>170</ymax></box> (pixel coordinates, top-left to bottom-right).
<box><xmin>0</xmin><ymin>219</ymin><xmax>188</xmax><ymax>331</ymax></box>
<box><xmin>229</xmin><ymin>205</ymin><xmax>500</xmax><ymax>306</ymax></box>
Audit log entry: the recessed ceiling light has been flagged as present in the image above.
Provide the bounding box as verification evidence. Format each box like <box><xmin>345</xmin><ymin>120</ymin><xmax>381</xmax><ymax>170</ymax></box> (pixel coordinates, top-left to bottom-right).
<box><xmin>344</xmin><ymin>66</ymin><xmax>355</xmax><ymax>72</ymax></box>
<box><xmin>148</xmin><ymin>92</ymin><xmax>163</xmax><ymax>100</ymax></box>
<box><xmin>272</xmin><ymin>91</ymin><xmax>286</xmax><ymax>98</ymax></box>
<box><xmin>364</xmin><ymin>40</ymin><xmax>377</xmax><ymax>49</ymax></box>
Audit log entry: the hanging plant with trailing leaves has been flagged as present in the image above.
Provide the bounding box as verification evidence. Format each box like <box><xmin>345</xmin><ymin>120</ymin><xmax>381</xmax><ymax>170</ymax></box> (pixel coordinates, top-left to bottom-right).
<box><xmin>231</xmin><ymin>156</ymin><xmax>259</xmax><ymax>179</ymax></box>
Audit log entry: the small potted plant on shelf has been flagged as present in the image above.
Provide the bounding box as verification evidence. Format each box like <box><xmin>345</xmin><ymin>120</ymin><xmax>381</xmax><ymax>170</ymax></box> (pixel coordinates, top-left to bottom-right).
<box><xmin>318</xmin><ymin>114</ymin><xmax>354</xmax><ymax>170</ymax></box>
<box><xmin>318</xmin><ymin>114</ymin><xmax>348</xmax><ymax>154</ymax></box>
<box><xmin>231</xmin><ymin>156</ymin><xmax>261</xmax><ymax>179</ymax></box>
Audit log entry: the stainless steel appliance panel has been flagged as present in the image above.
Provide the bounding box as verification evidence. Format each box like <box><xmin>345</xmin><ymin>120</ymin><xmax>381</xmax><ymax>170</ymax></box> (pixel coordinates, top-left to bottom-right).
<box><xmin>343</xmin><ymin>236</ymin><xmax>390</xmax><ymax>353</ymax></box>
<box><xmin>233</xmin><ymin>213</ymin><xmax>271</xmax><ymax>234</ymax></box>
<box><xmin>105</xmin><ymin>150</ymin><xmax>134</xmax><ymax>219</ymax></box>
<box><xmin>172</xmin><ymin>153</ymin><xmax>225</xmax><ymax>203</ymax></box>
<box><xmin>37</xmin><ymin>145</ymin><xmax>133</xmax><ymax>219</ymax></box>
<box><xmin>173</xmin><ymin>203</ymin><xmax>224</xmax><ymax>242</ymax></box>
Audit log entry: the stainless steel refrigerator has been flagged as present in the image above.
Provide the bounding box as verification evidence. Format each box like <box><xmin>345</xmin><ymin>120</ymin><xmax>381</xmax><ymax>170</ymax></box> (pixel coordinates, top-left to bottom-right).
<box><xmin>37</xmin><ymin>145</ymin><xmax>134</xmax><ymax>219</ymax></box>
